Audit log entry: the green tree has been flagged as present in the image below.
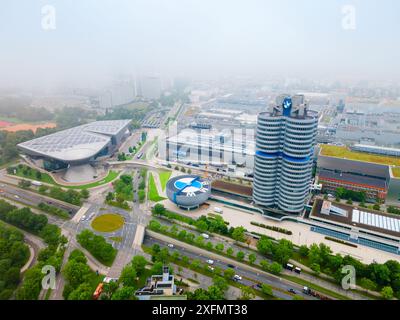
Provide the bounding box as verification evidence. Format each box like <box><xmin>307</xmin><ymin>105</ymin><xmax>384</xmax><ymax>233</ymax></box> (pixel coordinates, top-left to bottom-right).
<box><xmin>257</xmin><ymin>236</ymin><xmax>274</xmax><ymax>256</ymax></box>
<box><xmin>119</xmin><ymin>265</ymin><xmax>137</xmax><ymax>287</ymax></box>
<box><xmin>260</xmin><ymin>260</ymin><xmax>269</xmax><ymax>271</ymax></box>
<box><xmin>153</xmin><ymin>204</ymin><xmax>166</xmax><ymax>215</ymax></box>
<box><xmin>224</xmin><ymin>268</ymin><xmax>235</xmax><ymax>280</ymax></box>
<box><xmin>272</xmin><ymin>239</ymin><xmax>294</xmax><ymax>264</ymax></box>
<box><xmin>150</xmin><ymin>262</ymin><xmax>164</xmax><ymax>275</ymax></box>
<box><xmin>240</xmin><ymin>285</ymin><xmax>255</xmax><ymax>300</ymax></box>
<box><xmin>248</xmin><ymin>253</ymin><xmax>257</xmax><ymax>265</ymax></box>
<box><xmin>111</xmin><ymin>287</ymin><xmax>137</xmax><ymax>300</ymax></box>
<box><xmin>310</xmin><ymin>263</ymin><xmax>321</xmax><ymax>274</ymax></box>
<box><xmin>213</xmin><ymin>276</ymin><xmax>228</xmax><ymax>291</ymax></box>
<box><xmin>231</xmin><ymin>227</ymin><xmax>246</xmax><ymax>242</ymax></box>
<box><xmin>298</xmin><ymin>245</ymin><xmax>309</xmax><ymax>257</ymax></box>
<box><xmin>68</xmin><ymin>283</ymin><xmax>93</xmax><ymax>300</ymax></box>
<box><xmin>268</xmin><ymin>262</ymin><xmax>282</xmax><ymax>275</ymax></box>
<box><xmin>381</xmin><ymin>286</ymin><xmax>394</xmax><ymax>300</ymax></box>
<box><xmin>236</xmin><ymin>251</ymin><xmax>245</xmax><ymax>261</ymax></box>
<box><xmin>215</xmin><ymin>243</ymin><xmax>224</xmax><ymax>252</ymax></box>
<box><xmin>131</xmin><ymin>255</ymin><xmax>147</xmax><ymax>276</ymax></box>
<box><xmin>261</xmin><ymin>283</ymin><xmax>273</xmax><ymax>297</ymax></box>
<box><xmin>226</xmin><ymin>247</ymin><xmax>234</xmax><ymax>256</ymax></box>
<box><xmin>359</xmin><ymin>278</ymin><xmax>377</xmax><ymax>292</ymax></box>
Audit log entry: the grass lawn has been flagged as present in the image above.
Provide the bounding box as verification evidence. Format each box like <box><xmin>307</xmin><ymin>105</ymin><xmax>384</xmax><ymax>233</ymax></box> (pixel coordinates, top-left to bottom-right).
<box><xmin>159</xmin><ymin>170</ymin><xmax>172</xmax><ymax>191</ymax></box>
<box><xmin>91</xmin><ymin>214</ymin><xmax>125</xmax><ymax>232</ymax></box>
<box><xmin>391</xmin><ymin>167</ymin><xmax>400</xmax><ymax>178</ymax></box>
<box><xmin>11</xmin><ymin>165</ymin><xmax>119</xmax><ymax>190</ymax></box>
<box><xmin>108</xmin><ymin>236</ymin><xmax>123</xmax><ymax>243</ymax></box>
<box><xmin>14</xmin><ymin>166</ymin><xmax>55</xmax><ymax>184</ymax></box>
<box><xmin>320</xmin><ymin>144</ymin><xmax>400</xmax><ymax>166</ymax></box>
<box><xmin>148</xmin><ymin>173</ymin><xmax>166</xmax><ymax>202</ymax></box>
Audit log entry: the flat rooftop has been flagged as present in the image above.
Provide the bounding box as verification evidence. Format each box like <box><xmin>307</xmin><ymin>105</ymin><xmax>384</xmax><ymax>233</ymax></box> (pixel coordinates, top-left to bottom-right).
<box><xmin>311</xmin><ymin>198</ymin><xmax>400</xmax><ymax>238</ymax></box>
<box><xmin>319</xmin><ymin>144</ymin><xmax>400</xmax><ymax>166</ymax></box>
<box><xmin>318</xmin><ymin>170</ymin><xmax>387</xmax><ymax>189</ymax></box>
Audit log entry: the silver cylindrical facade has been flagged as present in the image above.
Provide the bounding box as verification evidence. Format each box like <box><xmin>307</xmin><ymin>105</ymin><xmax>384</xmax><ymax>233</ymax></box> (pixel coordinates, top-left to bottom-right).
<box><xmin>253</xmin><ymin>100</ymin><xmax>318</xmax><ymax>214</ymax></box>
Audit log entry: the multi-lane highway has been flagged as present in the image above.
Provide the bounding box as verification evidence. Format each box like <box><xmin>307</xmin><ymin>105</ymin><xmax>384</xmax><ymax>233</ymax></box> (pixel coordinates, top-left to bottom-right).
<box><xmin>143</xmin><ymin>235</ymin><xmax>317</xmax><ymax>300</ymax></box>
<box><xmin>0</xmin><ymin>182</ymin><xmax>79</xmax><ymax>215</ymax></box>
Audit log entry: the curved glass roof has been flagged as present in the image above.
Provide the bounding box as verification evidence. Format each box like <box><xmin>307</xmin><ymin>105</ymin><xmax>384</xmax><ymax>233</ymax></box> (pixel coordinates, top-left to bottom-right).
<box><xmin>18</xmin><ymin>120</ymin><xmax>131</xmax><ymax>162</ymax></box>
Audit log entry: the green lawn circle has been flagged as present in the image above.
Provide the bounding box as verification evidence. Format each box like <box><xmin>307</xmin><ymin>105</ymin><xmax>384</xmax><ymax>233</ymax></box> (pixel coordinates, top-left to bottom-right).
<box><xmin>91</xmin><ymin>213</ymin><xmax>125</xmax><ymax>232</ymax></box>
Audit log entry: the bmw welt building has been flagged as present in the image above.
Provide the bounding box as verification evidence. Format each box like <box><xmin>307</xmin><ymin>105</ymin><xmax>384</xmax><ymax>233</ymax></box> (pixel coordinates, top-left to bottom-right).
<box><xmin>253</xmin><ymin>95</ymin><xmax>318</xmax><ymax>214</ymax></box>
<box><xmin>17</xmin><ymin>120</ymin><xmax>131</xmax><ymax>181</ymax></box>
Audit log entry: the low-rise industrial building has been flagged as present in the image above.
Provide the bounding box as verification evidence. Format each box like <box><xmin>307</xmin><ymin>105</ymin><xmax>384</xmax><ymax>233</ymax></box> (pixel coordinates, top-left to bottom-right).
<box><xmin>310</xmin><ymin>198</ymin><xmax>400</xmax><ymax>255</ymax></box>
<box><xmin>318</xmin><ymin>169</ymin><xmax>388</xmax><ymax>202</ymax></box>
<box><xmin>317</xmin><ymin>144</ymin><xmax>400</xmax><ymax>205</ymax></box>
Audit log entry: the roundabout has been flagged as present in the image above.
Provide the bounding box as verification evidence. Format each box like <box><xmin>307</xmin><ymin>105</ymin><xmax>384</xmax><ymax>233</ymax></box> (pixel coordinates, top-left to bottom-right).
<box><xmin>91</xmin><ymin>213</ymin><xmax>125</xmax><ymax>233</ymax></box>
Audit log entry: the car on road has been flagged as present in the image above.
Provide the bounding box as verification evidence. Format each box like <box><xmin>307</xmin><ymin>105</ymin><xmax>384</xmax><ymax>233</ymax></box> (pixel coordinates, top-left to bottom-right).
<box><xmin>14</xmin><ymin>195</ymin><xmax>20</xmax><ymax>199</ymax></box>
<box><xmin>207</xmin><ymin>266</ymin><xmax>215</xmax><ymax>272</ymax></box>
<box><xmin>206</xmin><ymin>259</ymin><xmax>214</xmax><ymax>265</ymax></box>
<box><xmin>201</xmin><ymin>233</ymin><xmax>210</xmax><ymax>239</ymax></box>
<box><xmin>167</xmin><ymin>244</ymin><xmax>174</xmax><ymax>248</ymax></box>
<box><xmin>227</xmin><ymin>264</ymin><xmax>235</xmax><ymax>269</ymax></box>
<box><xmin>288</xmin><ymin>288</ymin><xmax>297</xmax><ymax>294</ymax></box>
<box><xmin>233</xmin><ymin>275</ymin><xmax>242</xmax><ymax>281</ymax></box>
<box><xmin>81</xmin><ymin>215</ymin><xmax>87</xmax><ymax>221</ymax></box>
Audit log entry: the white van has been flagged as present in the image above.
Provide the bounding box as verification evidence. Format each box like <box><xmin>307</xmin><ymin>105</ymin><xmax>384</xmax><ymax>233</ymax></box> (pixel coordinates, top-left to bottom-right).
<box><xmin>214</xmin><ymin>207</ymin><xmax>223</xmax><ymax>214</ymax></box>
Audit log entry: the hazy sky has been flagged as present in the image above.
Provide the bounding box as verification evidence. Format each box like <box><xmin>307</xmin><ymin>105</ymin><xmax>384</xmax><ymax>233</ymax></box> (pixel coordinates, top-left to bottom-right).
<box><xmin>1</xmin><ymin>0</ymin><xmax>399</xmax><ymax>88</ymax></box>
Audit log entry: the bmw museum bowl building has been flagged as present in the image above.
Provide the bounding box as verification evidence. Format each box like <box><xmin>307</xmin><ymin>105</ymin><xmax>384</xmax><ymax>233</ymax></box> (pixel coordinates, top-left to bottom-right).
<box><xmin>166</xmin><ymin>175</ymin><xmax>211</xmax><ymax>210</ymax></box>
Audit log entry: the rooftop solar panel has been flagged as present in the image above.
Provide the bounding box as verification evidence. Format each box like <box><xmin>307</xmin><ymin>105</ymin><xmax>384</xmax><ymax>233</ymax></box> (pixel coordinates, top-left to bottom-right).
<box><xmin>17</xmin><ymin>120</ymin><xmax>131</xmax><ymax>162</ymax></box>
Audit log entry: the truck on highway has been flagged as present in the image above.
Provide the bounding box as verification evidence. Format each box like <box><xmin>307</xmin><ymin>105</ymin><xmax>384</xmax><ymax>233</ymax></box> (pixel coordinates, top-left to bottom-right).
<box><xmin>32</xmin><ymin>180</ymin><xmax>43</xmax><ymax>186</ymax></box>
<box><xmin>302</xmin><ymin>286</ymin><xmax>331</xmax><ymax>300</ymax></box>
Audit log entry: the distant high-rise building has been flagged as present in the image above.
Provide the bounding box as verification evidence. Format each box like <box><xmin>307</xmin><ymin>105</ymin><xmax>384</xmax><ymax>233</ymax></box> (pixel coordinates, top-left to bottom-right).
<box><xmin>139</xmin><ymin>75</ymin><xmax>162</xmax><ymax>100</ymax></box>
<box><xmin>253</xmin><ymin>94</ymin><xmax>318</xmax><ymax>213</ymax></box>
<box><xmin>336</xmin><ymin>99</ymin><xmax>345</xmax><ymax>113</ymax></box>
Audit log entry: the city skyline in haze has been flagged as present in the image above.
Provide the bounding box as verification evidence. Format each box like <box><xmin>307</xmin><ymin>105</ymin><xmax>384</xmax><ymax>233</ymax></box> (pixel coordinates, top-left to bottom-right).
<box><xmin>1</xmin><ymin>0</ymin><xmax>400</xmax><ymax>90</ymax></box>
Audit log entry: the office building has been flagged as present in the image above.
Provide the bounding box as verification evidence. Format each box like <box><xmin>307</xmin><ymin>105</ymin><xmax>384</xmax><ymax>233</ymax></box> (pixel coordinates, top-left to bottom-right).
<box><xmin>165</xmin><ymin>129</ymin><xmax>255</xmax><ymax>169</ymax></box>
<box><xmin>253</xmin><ymin>94</ymin><xmax>318</xmax><ymax>213</ymax></box>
